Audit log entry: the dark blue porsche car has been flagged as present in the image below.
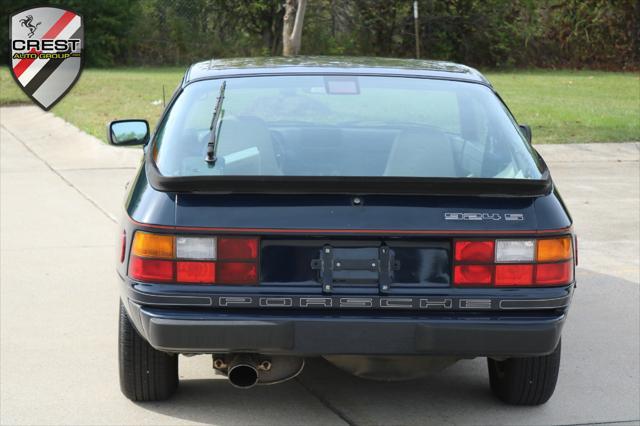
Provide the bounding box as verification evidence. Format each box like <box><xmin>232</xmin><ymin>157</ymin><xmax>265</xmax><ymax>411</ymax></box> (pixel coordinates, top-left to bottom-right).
<box><xmin>109</xmin><ymin>57</ymin><xmax>575</xmax><ymax>405</ymax></box>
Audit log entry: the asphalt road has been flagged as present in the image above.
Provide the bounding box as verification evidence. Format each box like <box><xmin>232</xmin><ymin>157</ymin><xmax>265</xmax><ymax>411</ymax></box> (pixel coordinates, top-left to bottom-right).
<box><xmin>1</xmin><ymin>106</ymin><xmax>638</xmax><ymax>426</ymax></box>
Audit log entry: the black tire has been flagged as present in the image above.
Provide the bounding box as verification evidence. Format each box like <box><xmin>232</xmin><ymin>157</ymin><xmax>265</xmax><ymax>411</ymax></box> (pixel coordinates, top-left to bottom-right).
<box><xmin>488</xmin><ymin>340</ymin><xmax>561</xmax><ymax>406</ymax></box>
<box><xmin>119</xmin><ymin>301</ymin><xmax>178</xmax><ymax>401</ymax></box>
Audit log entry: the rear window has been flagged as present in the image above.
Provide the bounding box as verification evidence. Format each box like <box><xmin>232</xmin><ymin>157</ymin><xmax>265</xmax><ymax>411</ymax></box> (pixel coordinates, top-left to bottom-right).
<box><xmin>153</xmin><ymin>75</ymin><xmax>542</xmax><ymax>180</ymax></box>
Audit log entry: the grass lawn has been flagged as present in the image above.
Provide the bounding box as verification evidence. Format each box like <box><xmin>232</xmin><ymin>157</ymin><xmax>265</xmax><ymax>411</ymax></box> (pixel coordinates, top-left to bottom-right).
<box><xmin>0</xmin><ymin>67</ymin><xmax>184</xmax><ymax>140</ymax></box>
<box><xmin>1</xmin><ymin>66</ymin><xmax>638</xmax><ymax>144</ymax></box>
<box><xmin>485</xmin><ymin>70</ymin><xmax>640</xmax><ymax>144</ymax></box>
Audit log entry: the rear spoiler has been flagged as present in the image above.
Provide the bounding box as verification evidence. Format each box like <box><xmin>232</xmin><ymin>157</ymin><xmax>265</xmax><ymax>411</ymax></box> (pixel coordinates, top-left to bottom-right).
<box><xmin>145</xmin><ymin>155</ymin><xmax>552</xmax><ymax>197</ymax></box>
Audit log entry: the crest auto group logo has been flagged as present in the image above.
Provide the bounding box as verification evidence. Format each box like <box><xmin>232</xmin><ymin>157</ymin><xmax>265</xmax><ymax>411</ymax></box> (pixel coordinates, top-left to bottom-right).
<box><xmin>10</xmin><ymin>6</ymin><xmax>84</xmax><ymax>110</ymax></box>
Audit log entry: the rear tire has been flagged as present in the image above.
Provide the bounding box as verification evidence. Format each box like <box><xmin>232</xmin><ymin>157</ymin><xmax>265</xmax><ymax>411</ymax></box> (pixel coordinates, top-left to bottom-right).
<box><xmin>119</xmin><ymin>302</ymin><xmax>178</xmax><ymax>401</ymax></box>
<box><xmin>488</xmin><ymin>340</ymin><xmax>561</xmax><ymax>405</ymax></box>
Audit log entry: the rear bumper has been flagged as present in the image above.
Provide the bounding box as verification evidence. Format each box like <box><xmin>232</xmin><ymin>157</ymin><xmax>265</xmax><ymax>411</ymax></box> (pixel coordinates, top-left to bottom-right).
<box><xmin>125</xmin><ymin>301</ymin><xmax>565</xmax><ymax>357</ymax></box>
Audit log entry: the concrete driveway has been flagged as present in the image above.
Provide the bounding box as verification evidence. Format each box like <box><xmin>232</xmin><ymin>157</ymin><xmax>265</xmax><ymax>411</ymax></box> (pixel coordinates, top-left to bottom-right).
<box><xmin>1</xmin><ymin>106</ymin><xmax>638</xmax><ymax>425</ymax></box>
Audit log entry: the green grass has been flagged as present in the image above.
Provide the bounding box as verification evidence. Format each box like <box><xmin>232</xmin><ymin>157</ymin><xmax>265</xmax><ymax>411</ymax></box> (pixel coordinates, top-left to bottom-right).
<box><xmin>1</xmin><ymin>66</ymin><xmax>638</xmax><ymax>143</ymax></box>
<box><xmin>0</xmin><ymin>67</ymin><xmax>30</xmax><ymax>105</ymax></box>
<box><xmin>485</xmin><ymin>70</ymin><xmax>640</xmax><ymax>143</ymax></box>
<box><xmin>0</xmin><ymin>67</ymin><xmax>184</xmax><ymax>139</ymax></box>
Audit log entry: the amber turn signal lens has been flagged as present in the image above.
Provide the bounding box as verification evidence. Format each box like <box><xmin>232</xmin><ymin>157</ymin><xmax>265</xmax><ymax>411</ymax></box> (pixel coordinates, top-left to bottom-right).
<box><xmin>536</xmin><ymin>236</ymin><xmax>572</xmax><ymax>262</ymax></box>
<box><xmin>131</xmin><ymin>231</ymin><xmax>174</xmax><ymax>259</ymax></box>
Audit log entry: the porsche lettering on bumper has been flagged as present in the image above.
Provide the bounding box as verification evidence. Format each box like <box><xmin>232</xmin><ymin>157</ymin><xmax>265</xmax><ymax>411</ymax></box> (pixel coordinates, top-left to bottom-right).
<box><xmin>127</xmin><ymin>287</ymin><xmax>572</xmax><ymax>312</ymax></box>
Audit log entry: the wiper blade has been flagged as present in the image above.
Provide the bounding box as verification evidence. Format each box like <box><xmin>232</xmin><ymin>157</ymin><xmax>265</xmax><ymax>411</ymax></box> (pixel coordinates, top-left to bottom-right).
<box><xmin>205</xmin><ymin>80</ymin><xmax>226</xmax><ymax>164</ymax></box>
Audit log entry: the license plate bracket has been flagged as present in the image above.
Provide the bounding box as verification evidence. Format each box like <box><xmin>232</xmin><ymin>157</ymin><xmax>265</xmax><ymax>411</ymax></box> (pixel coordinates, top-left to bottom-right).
<box><xmin>311</xmin><ymin>245</ymin><xmax>398</xmax><ymax>293</ymax></box>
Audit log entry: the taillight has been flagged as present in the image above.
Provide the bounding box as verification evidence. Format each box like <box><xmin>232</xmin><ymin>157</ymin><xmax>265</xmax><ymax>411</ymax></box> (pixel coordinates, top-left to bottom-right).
<box><xmin>176</xmin><ymin>236</ymin><xmax>216</xmax><ymax>259</ymax></box>
<box><xmin>216</xmin><ymin>237</ymin><xmax>259</xmax><ymax>284</ymax></box>
<box><xmin>217</xmin><ymin>262</ymin><xmax>258</xmax><ymax>284</ymax></box>
<box><xmin>454</xmin><ymin>240</ymin><xmax>494</xmax><ymax>262</ymax></box>
<box><xmin>176</xmin><ymin>261</ymin><xmax>215</xmax><ymax>284</ymax></box>
<box><xmin>119</xmin><ymin>230</ymin><xmax>126</xmax><ymax>263</ymax></box>
<box><xmin>132</xmin><ymin>231</ymin><xmax>174</xmax><ymax>258</ymax></box>
<box><xmin>453</xmin><ymin>264</ymin><xmax>493</xmax><ymax>285</ymax></box>
<box><xmin>129</xmin><ymin>256</ymin><xmax>174</xmax><ymax>282</ymax></box>
<box><xmin>218</xmin><ymin>237</ymin><xmax>258</xmax><ymax>260</ymax></box>
<box><xmin>536</xmin><ymin>237</ymin><xmax>572</xmax><ymax>262</ymax></box>
<box><xmin>454</xmin><ymin>236</ymin><xmax>573</xmax><ymax>287</ymax></box>
<box><xmin>495</xmin><ymin>264</ymin><xmax>534</xmax><ymax>286</ymax></box>
<box><xmin>495</xmin><ymin>240</ymin><xmax>535</xmax><ymax>263</ymax></box>
<box><xmin>128</xmin><ymin>231</ymin><xmax>259</xmax><ymax>285</ymax></box>
<box><xmin>535</xmin><ymin>261</ymin><xmax>573</xmax><ymax>285</ymax></box>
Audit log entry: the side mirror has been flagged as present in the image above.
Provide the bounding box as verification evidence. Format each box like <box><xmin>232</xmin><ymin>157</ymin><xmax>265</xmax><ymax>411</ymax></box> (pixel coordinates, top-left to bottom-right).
<box><xmin>107</xmin><ymin>119</ymin><xmax>149</xmax><ymax>146</ymax></box>
<box><xmin>519</xmin><ymin>124</ymin><xmax>532</xmax><ymax>144</ymax></box>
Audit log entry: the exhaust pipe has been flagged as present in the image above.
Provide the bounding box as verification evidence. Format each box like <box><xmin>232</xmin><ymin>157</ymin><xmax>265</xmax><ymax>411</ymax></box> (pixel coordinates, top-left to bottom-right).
<box><xmin>227</xmin><ymin>355</ymin><xmax>259</xmax><ymax>389</ymax></box>
<box><xmin>214</xmin><ymin>354</ymin><xmax>303</xmax><ymax>388</ymax></box>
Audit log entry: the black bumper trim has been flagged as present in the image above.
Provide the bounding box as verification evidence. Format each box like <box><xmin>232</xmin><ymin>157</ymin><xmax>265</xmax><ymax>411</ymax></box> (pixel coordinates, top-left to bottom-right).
<box><xmin>130</xmin><ymin>287</ymin><xmax>212</xmax><ymax>306</ymax></box>
<box><xmin>149</xmin><ymin>318</ymin><xmax>294</xmax><ymax>352</ymax></box>
<box><xmin>499</xmin><ymin>297</ymin><xmax>571</xmax><ymax>310</ymax></box>
<box><xmin>127</xmin><ymin>286</ymin><xmax>573</xmax><ymax>312</ymax></box>
<box><xmin>132</xmin><ymin>303</ymin><xmax>565</xmax><ymax>357</ymax></box>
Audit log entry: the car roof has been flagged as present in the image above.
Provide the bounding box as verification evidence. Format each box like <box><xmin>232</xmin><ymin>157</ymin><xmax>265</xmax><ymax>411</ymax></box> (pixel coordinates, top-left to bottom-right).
<box><xmin>184</xmin><ymin>56</ymin><xmax>491</xmax><ymax>87</ymax></box>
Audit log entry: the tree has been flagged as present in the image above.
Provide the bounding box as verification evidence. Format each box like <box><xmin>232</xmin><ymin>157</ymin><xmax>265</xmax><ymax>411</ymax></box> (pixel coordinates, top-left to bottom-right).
<box><xmin>282</xmin><ymin>0</ymin><xmax>307</xmax><ymax>56</ymax></box>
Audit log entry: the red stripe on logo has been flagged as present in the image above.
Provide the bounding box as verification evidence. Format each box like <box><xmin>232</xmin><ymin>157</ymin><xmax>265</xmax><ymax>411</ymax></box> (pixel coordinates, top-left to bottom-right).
<box><xmin>12</xmin><ymin>11</ymin><xmax>77</xmax><ymax>78</ymax></box>
<box><xmin>42</xmin><ymin>11</ymin><xmax>76</xmax><ymax>39</ymax></box>
<box><xmin>13</xmin><ymin>48</ymin><xmax>40</xmax><ymax>78</ymax></box>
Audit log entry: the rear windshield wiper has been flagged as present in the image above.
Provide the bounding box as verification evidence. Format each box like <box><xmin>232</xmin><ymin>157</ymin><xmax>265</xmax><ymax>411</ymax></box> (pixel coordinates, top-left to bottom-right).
<box><xmin>205</xmin><ymin>80</ymin><xmax>227</xmax><ymax>164</ymax></box>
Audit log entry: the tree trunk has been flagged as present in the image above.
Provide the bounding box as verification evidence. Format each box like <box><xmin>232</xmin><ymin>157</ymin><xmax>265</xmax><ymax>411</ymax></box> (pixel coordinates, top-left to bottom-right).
<box><xmin>282</xmin><ymin>0</ymin><xmax>307</xmax><ymax>56</ymax></box>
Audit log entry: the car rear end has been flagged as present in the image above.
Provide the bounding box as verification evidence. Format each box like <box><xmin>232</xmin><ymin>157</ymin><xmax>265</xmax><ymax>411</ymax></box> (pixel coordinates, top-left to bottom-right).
<box><xmin>113</xmin><ymin>61</ymin><xmax>575</xmax><ymax>405</ymax></box>
<box><xmin>121</xmin><ymin>222</ymin><xmax>574</xmax><ymax>357</ymax></box>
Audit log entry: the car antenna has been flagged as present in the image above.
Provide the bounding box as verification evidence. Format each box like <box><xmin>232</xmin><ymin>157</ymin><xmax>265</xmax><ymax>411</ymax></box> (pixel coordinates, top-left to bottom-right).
<box><xmin>205</xmin><ymin>80</ymin><xmax>226</xmax><ymax>164</ymax></box>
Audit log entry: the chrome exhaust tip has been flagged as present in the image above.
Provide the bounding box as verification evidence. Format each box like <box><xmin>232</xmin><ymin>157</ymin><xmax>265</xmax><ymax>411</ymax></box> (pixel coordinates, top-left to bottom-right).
<box><xmin>216</xmin><ymin>354</ymin><xmax>303</xmax><ymax>388</ymax></box>
<box><xmin>227</xmin><ymin>355</ymin><xmax>259</xmax><ymax>389</ymax></box>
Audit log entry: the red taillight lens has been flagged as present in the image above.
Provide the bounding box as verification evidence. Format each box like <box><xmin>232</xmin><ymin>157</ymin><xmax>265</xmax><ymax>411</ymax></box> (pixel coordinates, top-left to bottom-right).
<box><xmin>120</xmin><ymin>230</ymin><xmax>126</xmax><ymax>263</ymax></box>
<box><xmin>218</xmin><ymin>237</ymin><xmax>259</xmax><ymax>260</ymax></box>
<box><xmin>454</xmin><ymin>264</ymin><xmax>494</xmax><ymax>286</ymax></box>
<box><xmin>535</xmin><ymin>261</ymin><xmax>573</xmax><ymax>285</ymax></box>
<box><xmin>217</xmin><ymin>262</ymin><xmax>258</xmax><ymax>284</ymax></box>
<box><xmin>129</xmin><ymin>256</ymin><xmax>174</xmax><ymax>282</ymax></box>
<box><xmin>454</xmin><ymin>241</ymin><xmax>494</xmax><ymax>263</ymax></box>
<box><xmin>495</xmin><ymin>264</ymin><xmax>534</xmax><ymax>286</ymax></box>
<box><xmin>176</xmin><ymin>261</ymin><xmax>215</xmax><ymax>284</ymax></box>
